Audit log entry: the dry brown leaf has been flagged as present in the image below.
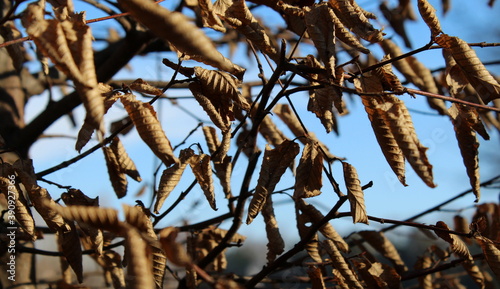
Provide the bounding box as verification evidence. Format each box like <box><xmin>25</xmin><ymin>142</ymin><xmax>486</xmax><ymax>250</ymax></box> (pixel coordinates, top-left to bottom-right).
<box><xmin>381</xmin><ymin>96</ymin><xmax>435</xmax><ymax>187</ymax></box>
<box><xmin>462</xmin><ymin>260</ymin><xmax>485</xmax><ymax>289</ymax></box>
<box><xmin>380</xmin><ymin>39</ymin><xmax>425</xmax><ymax>88</ymax></box>
<box><xmin>295</xmin><ymin>202</ymin><xmax>323</xmax><ymax>263</ymax></box>
<box><xmin>129</xmin><ymin>78</ymin><xmax>163</xmax><ymax>96</ymax></box>
<box><xmin>29</xmin><ymin>187</ymin><xmax>71</xmax><ymax>233</ymax></box>
<box><xmin>304</xmin><ymin>3</ymin><xmax>336</xmax><ymax>75</ymax></box>
<box><xmin>323</xmin><ymin>239</ymin><xmax>364</xmax><ymax>289</ymax></box>
<box><xmin>124</xmin><ymin>226</ymin><xmax>155</xmax><ymax>289</ymax></box>
<box><xmin>198</xmin><ymin>0</ymin><xmax>226</xmax><ymax>32</ymax></box>
<box><xmin>436</xmin><ymin>34</ymin><xmax>500</xmax><ymax>103</ymax></box>
<box><xmin>118</xmin><ymin>0</ymin><xmax>245</xmax><ymax>78</ymax></box>
<box><xmin>218</xmin><ymin>0</ymin><xmax>279</xmax><ymax>62</ymax></box>
<box><xmin>294</xmin><ymin>141</ymin><xmax>323</xmax><ymax>198</ymax></box>
<box><xmin>274</xmin><ymin>103</ymin><xmax>337</xmax><ymax>160</ymax></box>
<box><xmin>296</xmin><ymin>199</ymin><xmax>349</xmax><ymax>252</ymax></box>
<box><xmin>110</xmin><ymin>137</ymin><xmax>142</xmax><ymax>182</ymax></box>
<box><xmin>155</xmin><ymin>148</ymin><xmax>195</xmax><ymax>213</ymax></box>
<box><xmin>449</xmin><ymin>104</ymin><xmax>481</xmax><ymax>202</ymax></box>
<box><xmin>307</xmin><ymin>265</ymin><xmax>326</xmax><ymax>289</ymax></box>
<box><xmin>102</xmin><ymin>146</ymin><xmax>128</xmax><ymax>199</ymax></box>
<box><xmin>358</xmin><ymin>91</ymin><xmax>407</xmax><ymax>186</ymax></box>
<box><xmin>189</xmin><ymin>153</ymin><xmax>217</xmax><ymax>210</ymax></box>
<box><xmin>61</xmin><ymin>189</ymin><xmax>103</xmax><ymax>255</ymax></box>
<box><xmin>159</xmin><ymin>227</ymin><xmax>192</xmax><ymax>267</ymax></box>
<box><xmin>195</xmin><ymin>67</ymin><xmax>249</xmax><ymax>118</ymax></box>
<box><xmin>376</xmin><ymin>55</ymin><xmax>405</xmax><ymax>93</ymax></box>
<box><xmin>59</xmin><ymin>220</ymin><xmax>84</xmax><ymax>283</ymax></box>
<box><xmin>258</xmin><ymin>114</ymin><xmax>289</xmax><ymax>148</ymax></box>
<box><xmin>202</xmin><ymin>126</ymin><xmax>220</xmax><ymax>155</ymax></box>
<box><xmin>121</xmin><ymin>94</ymin><xmax>177</xmax><ymax>166</ymax></box>
<box><xmin>23</xmin><ymin>4</ymin><xmax>105</xmax><ymax>133</ymax></box>
<box><xmin>475</xmin><ymin>236</ymin><xmax>500</xmax><ymax>280</ymax></box>
<box><xmin>49</xmin><ymin>204</ymin><xmax>121</xmax><ymax>233</ymax></box>
<box><xmin>304</xmin><ymin>55</ymin><xmax>343</xmax><ymax>133</ymax></box>
<box><xmin>124</xmin><ymin>205</ymin><xmax>166</xmax><ymax>289</ymax></box>
<box><xmin>343</xmin><ymin>162</ymin><xmax>368</xmax><ymax>224</ymax></box>
<box><xmin>246</xmin><ymin>140</ymin><xmax>300</xmax><ymax>224</ymax></box>
<box><xmin>329</xmin><ymin>10</ymin><xmax>370</xmax><ymax>54</ymax></box>
<box><xmin>453</xmin><ymin>215</ymin><xmax>472</xmax><ymax>245</ymax></box>
<box><xmin>380</xmin><ymin>1</ymin><xmax>412</xmax><ymax>49</ymax></box>
<box><xmin>189</xmin><ymin>81</ymin><xmax>230</xmax><ymax>132</ymax></box>
<box><xmin>434</xmin><ymin>221</ymin><xmax>473</xmax><ymax>261</ymax></box>
<box><xmin>0</xmin><ymin>165</ymin><xmax>36</xmax><ymax>239</ymax></box>
<box><xmin>328</xmin><ymin>0</ymin><xmax>384</xmax><ymax>43</ymax></box>
<box><xmin>357</xmin><ymin>230</ymin><xmax>408</xmax><ymax>274</ymax></box>
<box><xmin>262</xmin><ymin>194</ymin><xmax>285</xmax><ymax>263</ymax></box>
<box><xmin>351</xmin><ymin>258</ymin><xmax>402</xmax><ymax>289</ymax></box>
<box><xmin>417</xmin><ymin>0</ymin><xmax>442</xmax><ymax>38</ymax></box>
<box><xmin>414</xmin><ymin>255</ymin><xmax>434</xmax><ymax>289</ymax></box>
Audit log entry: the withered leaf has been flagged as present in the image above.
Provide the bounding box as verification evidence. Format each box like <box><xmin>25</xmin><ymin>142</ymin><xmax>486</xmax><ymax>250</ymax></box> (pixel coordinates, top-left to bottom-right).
<box><xmin>304</xmin><ymin>3</ymin><xmax>336</xmax><ymax>75</ymax></box>
<box><xmin>61</xmin><ymin>189</ymin><xmax>103</xmax><ymax>255</ymax></box>
<box><xmin>294</xmin><ymin>141</ymin><xmax>323</xmax><ymax>198</ymax></box>
<box><xmin>247</xmin><ymin>141</ymin><xmax>300</xmax><ymax>224</ymax></box>
<box><xmin>434</xmin><ymin>221</ymin><xmax>473</xmax><ymax>261</ymax></box>
<box><xmin>59</xmin><ymin>220</ymin><xmax>83</xmax><ymax>283</ymax></box>
<box><xmin>295</xmin><ymin>202</ymin><xmax>323</xmax><ymax>264</ymax></box>
<box><xmin>102</xmin><ymin>146</ymin><xmax>127</xmax><ymax>199</ymax></box>
<box><xmin>475</xmin><ymin>236</ymin><xmax>500</xmax><ymax>280</ymax></box>
<box><xmin>120</xmin><ymin>94</ymin><xmax>177</xmax><ymax>166</ymax></box>
<box><xmin>343</xmin><ymin>162</ymin><xmax>368</xmax><ymax>224</ymax></box>
<box><xmin>129</xmin><ymin>78</ymin><xmax>163</xmax><ymax>96</ymax></box>
<box><xmin>124</xmin><ymin>226</ymin><xmax>156</xmax><ymax>289</ymax></box>
<box><xmin>323</xmin><ymin>239</ymin><xmax>364</xmax><ymax>289</ymax></box>
<box><xmin>110</xmin><ymin>137</ymin><xmax>142</xmax><ymax>182</ymax></box>
<box><xmin>30</xmin><ymin>187</ymin><xmax>70</xmax><ymax>233</ymax></box>
<box><xmin>189</xmin><ymin>153</ymin><xmax>217</xmax><ymax>210</ymax></box>
<box><xmin>198</xmin><ymin>0</ymin><xmax>226</xmax><ymax>32</ymax></box>
<box><xmin>49</xmin><ymin>204</ymin><xmax>121</xmax><ymax>233</ymax></box>
<box><xmin>307</xmin><ymin>266</ymin><xmax>326</xmax><ymax>289</ymax></box>
<box><xmin>417</xmin><ymin>0</ymin><xmax>442</xmax><ymax>38</ymax></box>
<box><xmin>436</xmin><ymin>34</ymin><xmax>500</xmax><ymax>103</ymax></box>
<box><xmin>449</xmin><ymin>104</ymin><xmax>481</xmax><ymax>202</ymax></box>
<box><xmin>262</xmin><ymin>194</ymin><xmax>285</xmax><ymax>263</ymax></box>
<box><xmin>118</xmin><ymin>0</ymin><xmax>245</xmax><ymax>78</ymax></box>
<box><xmin>159</xmin><ymin>227</ymin><xmax>192</xmax><ymax>267</ymax></box>
<box><xmin>155</xmin><ymin>148</ymin><xmax>195</xmax><ymax>214</ymax></box>
<box><xmin>357</xmin><ymin>230</ymin><xmax>408</xmax><ymax>274</ymax></box>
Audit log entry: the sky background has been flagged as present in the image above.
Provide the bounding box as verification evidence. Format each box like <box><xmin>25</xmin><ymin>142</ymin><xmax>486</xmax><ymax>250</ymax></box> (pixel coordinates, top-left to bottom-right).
<box><xmin>20</xmin><ymin>0</ymin><xmax>500</xmax><ymax>273</ymax></box>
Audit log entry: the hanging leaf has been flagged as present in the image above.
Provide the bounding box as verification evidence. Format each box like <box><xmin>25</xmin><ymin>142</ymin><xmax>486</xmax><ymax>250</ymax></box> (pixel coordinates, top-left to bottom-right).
<box><xmin>219</xmin><ymin>0</ymin><xmax>279</xmax><ymax>62</ymax></box>
<box><xmin>49</xmin><ymin>204</ymin><xmax>121</xmax><ymax>233</ymax></box>
<box><xmin>330</xmin><ymin>11</ymin><xmax>370</xmax><ymax>54</ymax></box>
<box><xmin>159</xmin><ymin>227</ymin><xmax>192</xmax><ymax>267</ymax></box>
<box><xmin>124</xmin><ymin>205</ymin><xmax>166</xmax><ymax>289</ymax></box>
<box><xmin>379</xmin><ymin>39</ymin><xmax>425</xmax><ymax>88</ymax></box>
<box><xmin>435</xmin><ymin>34</ymin><xmax>500</xmax><ymax>103</ymax></box>
<box><xmin>304</xmin><ymin>3</ymin><xmax>336</xmax><ymax>75</ymax></box>
<box><xmin>357</xmin><ymin>230</ymin><xmax>408</xmax><ymax>274</ymax></box>
<box><xmin>189</xmin><ymin>153</ymin><xmax>217</xmax><ymax>210</ymax></box>
<box><xmin>189</xmin><ymin>81</ymin><xmax>230</xmax><ymax>132</ymax></box>
<box><xmin>155</xmin><ymin>148</ymin><xmax>195</xmax><ymax>214</ymax></box>
<box><xmin>274</xmin><ymin>103</ymin><xmax>337</xmax><ymax>160</ymax></box>
<box><xmin>258</xmin><ymin>114</ymin><xmax>289</xmax><ymax>147</ymax></box>
<box><xmin>247</xmin><ymin>140</ymin><xmax>300</xmax><ymax>224</ymax></box>
<box><xmin>417</xmin><ymin>0</ymin><xmax>443</xmax><ymax>38</ymax></box>
<box><xmin>262</xmin><ymin>194</ymin><xmax>285</xmax><ymax>263</ymax></box>
<box><xmin>296</xmin><ymin>199</ymin><xmax>349</xmax><ymax>253</ymax></box>
<box><xmin>59</xmin><ymin>220</ymin><xmax>84</xmax><ymax>283</ymax></box>
<box><xmin>29</xmin><ymin>187</ymin><xmax>71</xmax><ymax>233</ymax></box>
<box><xmin>121</xmin><ymin>94</ymin><xmax>177</xmax><ymax>166</ymax></box>
<box><xmin>475</xmin><ymin>236</ymin><xmax>500</xmax><ymax>279</ymax></box>
<box><xmin>129</xmin><ymin>78</ymin><xmax>163</xmax><ymax>96</ymax></box>
<box><xmin>110</xmin><ymin>137</ymin><xmax>142</xmax><ymax>182</ymax></box>
<box><xmin>118</xmin><ymin>0</ymin><xmax>245</xmax><ymax>78</ymax></box>
<box><xmin>414</xmin><ymin>255</ymin><xmax>434</xmax><ymax>289</ymax></box>
<box><xmin>294</xmin><ymin>141</ymin><xmax>323</xmax><ymax>198</ymax></box>
<box><xmin>0</xmin><ymin>172</ymin><xmax>36</xmax><ymax>240</ymax></box>
<box><xmin>434</xmin><ymin>221</ymin><xmax>473</xmax><ymax>261</ymax></box>
<box><xmin>462</xmin><ymin>260</ymin><xmax>485</xmax><ymax>289</ymax></box>
<box><xmin>198</xmin><ymin>0</ymin><xmax>226</xmax><ymax>32</ymax></box>
<box><xmin>380</xmin><ymin>1</ymin><xmax>412</xmax><ymax>48</ymax></box>
<box><xmin>124</xmin><ymin>226</ymin><xmax>156</xmax><ymax>289</ymax></box>
<box><xmin>375</xmin><ymin>55</ymin><xmax>405</xmax><ymax>94</ymax></box>
<box><xmin>323</xmin><ymin>239</ymin><xmax>364</xmax><ymax>289</ymax></box>
<box><xmin>102</xmin><ymin>146</ymin><xmax>128</xmax><ymax>199</ymax></box>
<box><xmin>328</xmin><ymin>0</ymin><xmax>384</xmax><ymax>43</ymax></box>
<box><xmin>61</xmin><ymin>189</ymin><xmax>103</xmax><ymax>255</ymax></box>
<box><xmin>343</xmin><ymin>162</ymin><xmax>368</xmax><ymax>224</ymax></box>
<box><xmin>295</xmin><ymin>201</ymin><xmax>323</xmax><ymax>264</ymax></box>
<box><xmin>449</xmin><ymin>104</ymin><xmax>481</xmax><ymax>202</ymax></box>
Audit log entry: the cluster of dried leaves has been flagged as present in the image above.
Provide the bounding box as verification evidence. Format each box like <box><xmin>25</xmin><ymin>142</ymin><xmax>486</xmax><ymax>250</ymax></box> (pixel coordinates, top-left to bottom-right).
<box><xmin>1</xmin><ymin>0</ymin><xmax>500</xmax><ymax>288</ymax></box>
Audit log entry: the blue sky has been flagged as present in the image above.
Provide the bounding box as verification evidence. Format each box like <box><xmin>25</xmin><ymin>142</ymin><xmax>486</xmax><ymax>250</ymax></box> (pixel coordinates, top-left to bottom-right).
<box><xmin>24</xmin><ymin>0</ymin><xmax>500</xmax><ymax>256</ymax></box>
